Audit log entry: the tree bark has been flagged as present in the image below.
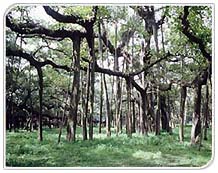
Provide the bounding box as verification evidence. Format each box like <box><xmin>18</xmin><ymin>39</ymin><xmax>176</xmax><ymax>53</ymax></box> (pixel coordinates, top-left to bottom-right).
<box><xmin>135</xmin><ymin>94</ymin><xmax>140</xmax><ymax>133</ymax></box>
<box><xmin>8</xmin><ymin>57</ymin><xmax>15</xmax><ymax>132</ymax></box>
<box><xmin>114</xmin><ymin>21</ymin><xmax>122</xmax><ymax>136</ymax></box>
<box><xmin>66</xmin><ymin>37</ymin><xmax>81</xmax><ymax>142</ymax></box>
<box><xmin>191</xmin><ymin>84</ymin><xmax>202</xmax><ymax>145</ymax></box>
<box><xmin>58</xmin><ymin>61</ymin><xmax>73</xmax><ymax>143</ymax></box>
<box><xmin>89</xmin><ymin>64</ymin><xmax>94</xmax><ymax>140</ymax></box>
<box><xmin>103</xmin><ymin>75</ymin><xmax>111</xmax><ymax>137</ymax></box>
<box><xmin>9</xmin><ymin>95</ymin><xmax>13</xmax><ymax>132</ymax></box>
<box><xmin>155</xmin><ymin>87</ymin><xmax>161</xmax><ymax>135</ymax></box>
<box><xmin>115</xmin><ymin>78</ymin><xmax>121</xmax><ymax>135</ymax></box>
<box><xmin>84</xmin><ymin>63</ymin><xmax>91</xmax><ymax>140</ymax></box>
<box><xmin>132</xmin><ymin>99</ymin><xmax>136</xmax><ymax>133</ymax></box>
<box><xmin>82</xmin><ymin>70</ymin><xmax>88</xmax><ymax>140</ymax></box>
<box><xmin>86</xmin><ymin>27</ymin><xmax>95</xmax><ymax>140</ymax></box>
<box><xmin>98</xmin><ymin>21</ymin><xmax>104</xmax><ymax>134</ymax></box>
<box><xmin>179</xmin><ymin>85</ymin><xmax>187</xmax><ymax>142</ymax></box>
<box><xmin>138</xmin><ymin>93</ymin><xmax>146</xmax><ymax>134</ymax></box>
<box><xmin>141</xmin><ymin>92</ymin><xmax>148</xmax><ymax>135</ymax></box>
<box><xmin>160</xmin><ymin>94</ymin><xmax>170</xmax><ymax>132</ymax></box>
<box><xmin>99</xmin><ymin>73</ymin><xmax>103</xmax><ymax>134</ymax></box>
<box><xmin>203</xmin><ymin>84</ymin><xmax>209</xmax><ymax>140</ymax></box>
<box><xmin>37</xmin><ymin>68</ymin><xmax>43</xmax><ymax>141</ymax></box>
<box><xmin>120</xmin><ymin>108</ymin><xmax>123</xmax><ymax>133</ymax></box>
<box><xmin>126</xmin><ymin>78</ymin><xmax>132</xmax><ymax>137</ymax></box>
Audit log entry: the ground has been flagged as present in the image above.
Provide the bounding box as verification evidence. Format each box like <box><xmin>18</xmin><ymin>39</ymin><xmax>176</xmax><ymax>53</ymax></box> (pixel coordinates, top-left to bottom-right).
<box><xmin>6</xmin><ymin>125</ymin><xmax>212</xmax><ymax>167</ymax></box>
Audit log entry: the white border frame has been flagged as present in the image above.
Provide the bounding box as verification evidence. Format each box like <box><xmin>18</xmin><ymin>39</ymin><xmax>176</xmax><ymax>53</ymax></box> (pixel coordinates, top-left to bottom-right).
<box><xmin>1</xmin><ymin>1</ymin><xmax>216</xmax><ymax>172</ymax></box>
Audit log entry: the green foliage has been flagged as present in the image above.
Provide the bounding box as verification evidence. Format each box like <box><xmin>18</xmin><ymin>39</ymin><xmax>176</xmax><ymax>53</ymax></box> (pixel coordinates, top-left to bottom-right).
<box><xmin>97</xmin><ymin>6</ymin><xmax>112</xmax><ymax>20</ymax></box>
<box><xmin>99</xmin><ymin>6</ymin><xmax>128</xmax><ymax>22</ymax></box>
<box><xmin>63</xmin><ymin>6</ymin><xmax>94</xmax><ymax>20</ymax></box>
<box><xmin>163</xmin><ymin>6</ymin><xmax>211</xmax><ymax>84</ymax></box>
<box><xmin>6</xmin><ymin>126</ymin><xmax>212</xmax><ymax>167</ymax></box>
<box><xmin>188</xmin><ymin>6</ymin><xmax>212</xmax><ymax>45</ymax></box>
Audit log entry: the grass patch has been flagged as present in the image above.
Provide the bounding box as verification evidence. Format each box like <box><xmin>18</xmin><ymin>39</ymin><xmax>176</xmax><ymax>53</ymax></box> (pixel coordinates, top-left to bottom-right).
<box><xmin>6</xmin><ymin>126</ymin><xmax>212</xmax><ymax>167</ymax></box>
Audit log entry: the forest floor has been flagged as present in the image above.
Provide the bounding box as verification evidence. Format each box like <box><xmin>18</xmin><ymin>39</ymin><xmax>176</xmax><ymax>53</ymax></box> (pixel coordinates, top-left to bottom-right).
<box><xmin>5</xmin><ymin>125</ymin><xmax>212</xmax><ymax>167</ymax></box>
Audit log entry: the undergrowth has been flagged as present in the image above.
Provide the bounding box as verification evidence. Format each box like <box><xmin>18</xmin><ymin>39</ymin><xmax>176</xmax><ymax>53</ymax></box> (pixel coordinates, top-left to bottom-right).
<box><xmin>6</xmin><ymin>126</ymin><xmax>212</xmax><ymax>167</ymax></box>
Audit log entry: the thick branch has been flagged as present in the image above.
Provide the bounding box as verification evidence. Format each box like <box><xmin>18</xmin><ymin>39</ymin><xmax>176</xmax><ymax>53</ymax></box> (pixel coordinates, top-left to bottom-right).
<box><xmin>170</xmin><ymin>64</ymin><xmax>211</xmax><ymax>87</ymax></box>
<box><xmin>130</xmin><ymin>52</ymin><xmax>172</xmax><ymax>76</ymax></box>
<box><xmin>6</xmin><ymin>16</ymin><xmax>86</xmax><ymax>40</ymax></box>
<box><xmin>33</xmin><ymin>45</ymin><xmax>69</xmax><ymax>57</ymax></box>
<box><xmin>43</xmin><ymin>6</ymin><xmax>98</xmax><ymax>29</ymax></box>
<box><xmin>100</xmin><ymin>18</ymin><xmax>136</xmax><ymax>59</ymax></box>
<box><xmin>43</xmin><ymin>6</ymin><xmax>87</xmax><ymax>27</ymax></box>
<box><xmin>95</xmin><ymin>63</ymin><xmax>145</xmax><ymax>94</ymax></box>
<box><xmin>6</xmin><ymin>47</ymin><xmax>73</xmax><ymax>72</ymax></box>
<box><xmin>181</xmin><ymin>6</ymin><xmax>211</xmax><ymax>62</ymax></box>
<box><xmin>101</xmin><ymin>30</ymin><xmax>116</xmax><ymax>55</ymax></box>
<box><xmin>129</xmin><ymin>77</ymin><xmax>145</xmax><ymax>94</ymax></box>
<box><xmin>192</xmin><ymin>64</ymin><xmax>210</xmax><ymax>86</ymax></box>
<box><xmin>8</xmin><ymin>46</ymin><xmax>148</xmax><ymax>96</ymax></box>
<box><xmin>95</xmin><ymin>63</ymin><xmax>127</xmax><ymax>78</ymax></box>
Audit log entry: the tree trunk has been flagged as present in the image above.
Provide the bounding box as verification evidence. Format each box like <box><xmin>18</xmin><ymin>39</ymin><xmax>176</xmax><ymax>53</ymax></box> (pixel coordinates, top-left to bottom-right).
<box><xmin>66</xmin><ymin>37</ymin><xmax>81</xmax><ymax>142</ymax></box>
<box><xmin>179</xmin><ymin>85</ymin><xmax>187</xmax><ymax>142</ymax></box>
<box><xmin>132</xmin><ymin>99</ymin><xmax>136</xmax><ymax>133</ymax></box>
<box><xmin>120</xmin><ymin>109</ymin><xmax>123</xmax><ymax>133</ymax></box>
<box><xmin>130</xmin><ymin>31</ymin><xmax>136</xmax><ymax>134</ymax></box>
<box><xmin>57</xmin><ymin>107</ymin><xmax>67</xmax><ymax>143</ymax></box>
<box><xmin>82</xmin><ymin>70</ymin><xmax>88</xmax><ymax>140</ymax></box>
<box><xmin>126</xmin><ymin>78</ymin><xmax>132</xmax><ymax>137</ymax></box>
<box><xmin>118</xmin><ymin>82</ymin><xmax>124</xmax><ymax>133</ymax></box>
<box><xmin>160</xmin><ymin>94</ymin><xmax>170</xmax><ymax>132</ymax></box>
<box><xmin>115</xmin><ymin>78</ymin><xmax>121</xmax><ymax>135</ymax></box>
<box><xmin>114</xmin><ymin>21</ymin><xmax>121</xmax><ymax>136</ymax></box>
<box><xmin>29</xmin><ymin>69</ymin><xmax>34</xmax><ymax>132</ymax></box>
<box><xmin>37</xmin><ymin>68</ymin><xmax>43</xmax><ymax>141</ymax></box>
<box><xmin>203</xmin><ymin>84</ymin><xmax>209</xmax><ymax>140</ymax></box>
<box><xmin>149</xmin><ymin>7</ymin><xmax>161</xmax><ymax>136</ymax></box>
<box><xmin>191</xmin><ymin>84</ymin><xmax>202</xmax><ymax>145</ymax></box>
<box><xmin>103</xmin><ymin>75</ymin><xmax>111</xmax><ymax>137</ymax></box>
<box><xmin>136</xmin><ymin>95</ymin><xmax>140</xmax><ymax>133</ymax></box>
<box><xmin>87</xmin><ymin>28</ymin><xmax>95</xmax><ymax>140</ymax></box>
<box><xmin>114</xmin><ymin>22</ymin><xmax>122</xmax><ymax>136</ymax></box>
<box><xmin>141</xmin><ymin>92</ymin><xmax>148</xmax><ymax>135</ymax></box>
<box><xmin>84</xmin><ymin>63</ymin><xmax>91</xmax><ymax>140</ymax></box>
<box><xmin>147</xmin><ymin>85</ymin><xmax>155</xmax><ymax>132</ymax></box>
<box><xmin>110</xmin><ymin>77</ymin><xmax>115</xmax><ymax>128</ymax></box>
<box><xmin>98</xmin><ymin>22</ymin><xmax>104</xmax><ymax>134</ymax></box>
<box><xmin>155</xmin><ymin>87</ymin><xmax>161</xmax><ymax>135</ymax></box>
<box><xmin>58</xmin><ymin>63</ymin><xmax>72</xmax><ymax>143</ymax></box>
<box><xmin>167</xmin><ymin>92</ymin><xmax>172</xmax><ymax>134</ymax></box>
<box><xmin>9</xmin><ymin>96</ymin><xmax>13</xmax><ymax>132</ymax></box>
<box><xmin>102</xmin><ymin>22</ymin><xmax>111</xmax><ymax>137</ymax></box>
<box><xmin>7</xmin><ymin>56</ymin><xmax>14</xmax><ymax>132</ymax></box>
<box><xmin>89</xmin><ymin>62</ymin><xmax>94</xmax><ymax>139</ymax></box>
<box><xmin>139</xmin><ymin>95</ymin><xmax>144</xmax><ymax>134</ymax></box>
<box><xmin>99</xmin><ymin>73</ymin><xmax>103</xmax><ymax>134</ymax></box>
